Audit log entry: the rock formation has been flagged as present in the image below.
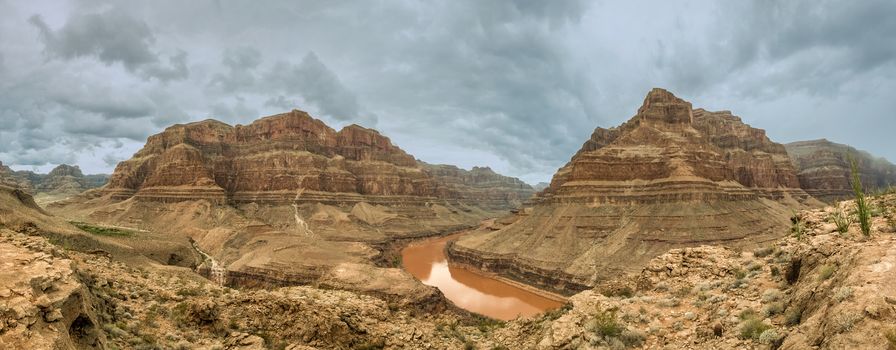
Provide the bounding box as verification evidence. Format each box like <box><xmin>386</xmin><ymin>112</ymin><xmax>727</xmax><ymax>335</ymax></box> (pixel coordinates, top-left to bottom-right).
<box><xmin>4</xmin><ymin>183</ymin><xmax>894</xmax><ymax>349</ymax></box>
<box><xmin>0</xmin><ymin>162</ymin><xmax>108</xmax><ymax>203</ymax></box>
<box><xmin>102</xmin><ymin>110</ymin><xmax>531</xmax><ymax>206</ymax></box>
<box><xmin>786</xmin><ymin>139</ymin><xmax>896</xmax><ymax>202</ymax></box>
<box><xmin>421</xmin><ymin>164</ymin><xmax>534</xmax><ymax>208</ymax></box>
<box><xmin>48</xmin><ymin>110</ymin><xmax>532</xmax><ymax>300</ymax></box>
<box><xmin>450</xmin><ymin>88</ymin><xmax>817</xmax><ymax>294</ymax></box>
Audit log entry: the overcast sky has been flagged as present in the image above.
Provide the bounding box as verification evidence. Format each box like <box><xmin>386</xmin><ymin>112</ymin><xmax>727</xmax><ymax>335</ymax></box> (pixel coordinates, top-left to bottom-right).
<box><xmin>1</xmin><ymin>0</ymin><xmax>894</xmax><ymax>184</ymax></box>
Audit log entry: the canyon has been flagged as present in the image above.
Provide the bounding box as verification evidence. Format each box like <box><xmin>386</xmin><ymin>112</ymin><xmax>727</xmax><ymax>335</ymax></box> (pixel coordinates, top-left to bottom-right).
<box><xmin>449</xmin><ymin>88</ymin><xmax>821</xmax><ymax>295</ymax></box>
<box><xmin>45</xmin><ymin>109</ymin><xmax>534</xmax><ymax>308</ymax></box>
<box><xmin>2</xmin><ymin>89</ymin><xmax>895</xmax><ymax>349</ymax></box>
<box><xmin>0</xmin><ymin>162</ymin><xmax>108</xmax><ymax>204</ymax></box>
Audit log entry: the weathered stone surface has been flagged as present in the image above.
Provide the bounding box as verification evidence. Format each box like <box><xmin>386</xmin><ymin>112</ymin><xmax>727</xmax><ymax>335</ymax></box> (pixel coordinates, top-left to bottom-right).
<box><xmin>104</xmin><ymin>110</ymin><xmax>532</xmax><ymax>207</ymax></box>
<box><xmin>786</xmin><ymin>139</ymin><xmax>896</xmax><ymax>202</ymax></box>
<box><xmin>451</xmin><ymin>88</ymin><xmax>816</xmax><ymax>294</ymax></box>
<box><xmin>0</xmin><ymin>162</ymin><xmax>108</xmax><ymax>203</ymax></box>
<box><xmin>49</xmin><ymin>110</ymin><xmax>532</xmax><ymax>299</ymax></box>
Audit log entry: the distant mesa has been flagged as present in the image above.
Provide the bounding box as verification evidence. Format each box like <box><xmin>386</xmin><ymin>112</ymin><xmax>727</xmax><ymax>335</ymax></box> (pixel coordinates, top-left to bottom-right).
<box><xmin>103</xmin><ymin>109</ymin><xmax>533</xmax><ymax>208</ymax></box>
<box><xmin>0</xmin><ymin>161</ymin><xmax>108</xmax><ymax>204</ymax></box>
<box><xmin>449</xmin><ymin>88</ymin><xmax>819</xmax><ymax>295</ymax></box>
<box><xmin>786</xmin><ymin>139</ymin><xmax>896</xmax><ymax>202</ymax></box>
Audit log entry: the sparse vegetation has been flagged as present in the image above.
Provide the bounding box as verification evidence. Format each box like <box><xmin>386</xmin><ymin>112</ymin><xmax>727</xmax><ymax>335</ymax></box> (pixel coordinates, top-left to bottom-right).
<box><xmin>784</xmin><ymin>306</ymin><xmax>803</xmax><ymax>326</ymax></box>
<box><xmin>70</xmin><ymin>221</ymin><xmax>133</xmax><ymax>237</ymax></box>
<box><xmin>738</xmin><ymin>313</ymin><xmax>772</xmax><ymax>342</ymax></box>
<box><xmin>830</xmin><ymin>209</ymin><xmax>852</xmax><ymax>234</ymax></box>
<box><xmin>834</xmin><ymin>286</ymin><xmax>853</xmax><ymax>302</ymax></box>
<box><xmin>818</xmin><ymin>264</ymin><xmax>837</xmax><ymax>281</ymax></box>
<box><xmin>850</xmin><ymin>158</ymin><xmax>872</xmax><ymax>236</ymax></box>
<box><xmin>587</xmin><ymin>309</ymin><xmax>623</xmax><ymax>339</ymax></box>
<box><xmin>753</xmin><ymin>246</ymin><xmax>775</xmax><ymax>258</ymax></box>
<box><xmin>758</xmin><ymin>328</ymin><xmax>783</xmax><ymax>346</ymax></box>
<box><xmin>791</xmin><ymin>211</ymin><xmax>805</xmax><ymax>239</ymax></box>
<box><xmin>762</xmin><ymin>302</ymin><xmax>784</xmax><ymax>317</ymax></box>
<box><xmin>886</xmin><ymin>328</ymin><xmax>896</xmax><ymax>350</ymax></box>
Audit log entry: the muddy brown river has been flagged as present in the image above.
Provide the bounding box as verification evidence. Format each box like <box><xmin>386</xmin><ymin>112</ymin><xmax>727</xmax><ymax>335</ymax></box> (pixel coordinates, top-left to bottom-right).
<box><xmin>401</xmin><ymin>233</ymin><xmax>564</xmax><ymax>320</ymax></box>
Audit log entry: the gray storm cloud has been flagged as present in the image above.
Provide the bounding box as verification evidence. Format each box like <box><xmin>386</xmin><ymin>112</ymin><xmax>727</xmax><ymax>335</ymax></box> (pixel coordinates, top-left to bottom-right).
<box><xmin>0</xmin><ymin>0</ymin><xmax>893</xmax><ymax>183</ymax></box>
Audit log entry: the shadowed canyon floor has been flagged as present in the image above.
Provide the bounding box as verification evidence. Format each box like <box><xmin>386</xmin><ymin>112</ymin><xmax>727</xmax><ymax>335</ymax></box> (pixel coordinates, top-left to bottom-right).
<box><xmin>402</xmin><ymin>232</ymin><xmax>564</xmax><ymax>320</ymax></box>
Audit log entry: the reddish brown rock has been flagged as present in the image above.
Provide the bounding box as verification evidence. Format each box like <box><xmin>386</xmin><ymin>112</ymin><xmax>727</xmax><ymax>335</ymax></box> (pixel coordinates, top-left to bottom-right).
<box><xmin>786</xmin><ymin>139</ymin><xmax>896</xmax><ymax>202</ymax></box>
<box><xmin>451</xmin><ymin>88</ymin><xmax>817</xmax><ymax>294</ymax></box>
<box><xmin>104</xmin><ymin>110</ymin><xmax>531</xmax><ymax>206</ymax></box>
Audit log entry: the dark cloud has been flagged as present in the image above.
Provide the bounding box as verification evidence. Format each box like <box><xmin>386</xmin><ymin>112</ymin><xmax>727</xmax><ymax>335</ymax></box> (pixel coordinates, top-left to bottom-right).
<box><xmin>0</xmin><ymin>0</ymin><xmax>894</xmax><ymax>181</ymax></box>
<box><xmin>267</xmin><ymin>52</ymin><xmax>375</xmax><ymax>125</ymax></box>
<box><xmin>29</xmin><ymin>9</ymin><xmax>188</xmax><ymax>81</ymax></box>
<box><xmin>209</xmin><ymin>47</ymin><xmax>262</xmax><ymax>93</ymax></box>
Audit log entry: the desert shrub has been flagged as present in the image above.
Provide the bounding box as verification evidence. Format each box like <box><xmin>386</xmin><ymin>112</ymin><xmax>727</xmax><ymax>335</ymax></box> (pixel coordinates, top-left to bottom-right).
<box><xmin>587</xmin><ymin>309</ymin><xmax>623</xmax><ymax>339</ymax></box>
<box><xmin>762</xmin><ymin>302</ymin><xmax>784</xmax><ymax>317</ymax></box>
<box><xmin>818</xmin><ymin>265</ymin><xmax>837</xmax><ymax>281</ymax></box>
<box><xmin>543</xmin><ymin>303</ymin><xmax>572</xmax><ymax>321</ymax></box>
<box><xmin>761</xmin><ymin>288</ymin><xmax>783</xmax><ymax>303</ymax></box>
<box><xmin>618</xmin><ymin>329</ymin><xmax>646</xmax><ymax>347</ymax></box>
<box><xmin>834</xmin><ymin>286</ymin><xmax>853</xmax><ymax>302</ymax></box>
<box><xmin>739</xmin><ymin>315</ymin><xmax>773</xmax><ymax>341</ymax></box>
<box><xmin>733</xmin><ymin>268</ymin><xmax>747</xmax><ymax>280</ymax></box>
<box><xmin>759</xmin><ymin>329</ymin><xmax>784</xmax><ymax>346</ymax></box>
<box><xmin>886</xmin><ymin>328</ymin><xmax>896</xmax><ymax>350</ymax></box>
<box><xmin>753</xmin><ymin>246</ymin><xmax>775</xmax><ymax>258</ymax></box>
<box><xmin>791</xmin><ymin>211</ymin><xmax>805</xmax><ymax>239</ymax></box>
<box><xmin>784</xmin><ymin>306</ymin><xmax>803</xmax><ymax>326</ymax></box>
<box><xmin>830</xmin><ymin>210</ymin><xmax>852</xmax><ymax>234</ymax></box>
<box><xmin>176</xmin><ymin>286</ymin><xmax>202</xmax><ymax>297</ymax></box>
<box><xmin>833</xmin><ymin>312</ymin><xmax>863</xmax><ymax>333</ymax></box>
<box><xmin>770</xmin><ymin>266</ymin><xmax>780</xmax><ymax>277</ymax></box>
<box><xmin>850</xmin><ymin>158</ymin><xmax>872</xmax><ymax>236</ymax></box>
<box><xmin>747</xmin><ymin>261</ymin><xmax>763</xmax><ymax>272</ymax></box>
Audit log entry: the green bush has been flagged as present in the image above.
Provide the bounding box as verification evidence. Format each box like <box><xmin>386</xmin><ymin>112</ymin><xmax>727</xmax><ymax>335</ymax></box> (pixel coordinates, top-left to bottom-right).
<box><xmin>587</xmin><ymin>309</ymin><xmax>623</xmax><ymax>338</ymax></box>
<box><xmin>830</xmin><ymin>210</ymin><xmax>852</xmax><ymax>234</ymax></box>
<box><xmin>818</xmin><ymin>265</ymin><xmax>837</xmax><ymax>281</ymax></box>
<box><xmin>850</xmin><ymin>158</ymin><xmax>872</xmax><ymax>236</ymax></box>
<box><xmin>739</xmin><ymin>316</ymin><xmax>772</xmax><ymax>341</ymax></box>
<box><xmin>791</xmin><ymin>212</ymin><xmax>805</xmax><ymax>239</ymax></box>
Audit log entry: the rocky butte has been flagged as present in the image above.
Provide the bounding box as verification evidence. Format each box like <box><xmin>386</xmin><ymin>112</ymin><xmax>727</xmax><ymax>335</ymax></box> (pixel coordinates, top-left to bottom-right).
<box><xmin>49</xmin><ymin>110</ymin><xmax>533</xmax><ymax>304</ymax></box>
<box><xmin>449</xmin><ymin>88</ymin><xmax>820</xmax><ymax>294</ymax></box>
<box><xmin>0</xmin><ymin>162</ymin><xmax>108</xmax><ymax>204</ymax></box>
<box><xmin>786</xmin><ymin>139</ymin><xmax>896</xmax><ymax>202</ymax></box>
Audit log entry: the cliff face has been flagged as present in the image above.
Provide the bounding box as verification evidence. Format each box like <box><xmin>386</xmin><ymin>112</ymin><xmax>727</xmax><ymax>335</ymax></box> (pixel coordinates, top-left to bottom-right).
<box><xmin>104</xmin><ymin>110</ymin><xmax>528</xmax><ymax>208</ymax></box>
<box><xmin>786</xmin><ymin>139</ymin><xmax>896</xmax><ymax>202</ymax></box>
<box><xmin>450</xmin><ymin>88</ymin><xmax>816</xmax><ymax>294</ymax></box>
<box><xmin>421</xmin><ymin>163</ymin><xmax>534</xmax><ymax>207</ymax></box>
<box><xmin>0</xmin><ymin>163</ymin><xmax>108</xmax><ymax>202</ymax></box>
<box><xmin>52</xmin><ymin>110</ymin><xmax>532</xmax><ymax>294</ymax></box>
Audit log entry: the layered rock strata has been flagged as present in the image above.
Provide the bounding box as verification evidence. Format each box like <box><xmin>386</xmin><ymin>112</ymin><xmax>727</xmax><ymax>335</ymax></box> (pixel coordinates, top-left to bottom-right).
<box><xmin>50</xmin><ymin>110</ymin><xmax>531</xmax><ymax>297</ymax></box>
<box><xmin>450</xmin><ymin>88</ymin><xmax>816</xmax><ymax>294</ymax></box>
<box><xmin>0</xmin><ymin>162</ymin><xmax>108</xmax><ymax>202</ymax></box>
<box><xmin>786</xmin><ymin>139</ymin><xmax>896</xmax><ymax>202</ymax></box>
<box><xmin>103</xmin><ymin>110</ymin><xmax>531</xmax><ymax>207</ymax></box>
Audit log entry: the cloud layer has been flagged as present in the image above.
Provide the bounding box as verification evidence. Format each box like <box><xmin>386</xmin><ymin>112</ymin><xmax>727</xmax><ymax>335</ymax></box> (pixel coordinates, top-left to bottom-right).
<box><xmin>1</xmin><ymin>0</ymin><xmax>894</xmax><ymax>183</ymax></box>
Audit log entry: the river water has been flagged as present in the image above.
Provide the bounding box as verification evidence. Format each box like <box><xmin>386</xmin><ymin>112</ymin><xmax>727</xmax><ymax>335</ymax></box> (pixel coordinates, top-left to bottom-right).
<box><xmin>401</xmin><ymin>233</ymin><xmax>564</xmax><ymax>320</ymax></box>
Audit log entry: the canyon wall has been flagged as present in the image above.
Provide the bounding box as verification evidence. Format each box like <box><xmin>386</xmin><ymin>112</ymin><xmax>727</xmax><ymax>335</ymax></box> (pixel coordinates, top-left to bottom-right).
<box><xmin>786</xmin><ymin>139</ymin><xmax>896</xmax><ymax>202</ymax></box>
<box><xmin>450</xmin><ymin>88</ymin><xmax>816</xmax><ymax>294</ymax></box>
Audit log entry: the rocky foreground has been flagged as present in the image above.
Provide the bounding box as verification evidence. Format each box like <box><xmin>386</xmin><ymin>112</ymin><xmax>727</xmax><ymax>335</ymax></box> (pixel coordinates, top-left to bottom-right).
<box><xmin>3</xmin><ymin>182</ymin><xmax>895</xmax><ymax>349</ymax></box>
